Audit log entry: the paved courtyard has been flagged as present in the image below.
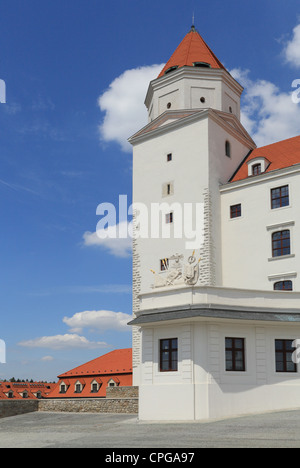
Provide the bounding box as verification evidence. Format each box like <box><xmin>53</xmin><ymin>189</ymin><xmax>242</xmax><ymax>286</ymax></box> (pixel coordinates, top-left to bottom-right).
<box><xmin>1</xmin><ymin>409</ymin><xmax>300</xmax><ymax>448</ymax></box>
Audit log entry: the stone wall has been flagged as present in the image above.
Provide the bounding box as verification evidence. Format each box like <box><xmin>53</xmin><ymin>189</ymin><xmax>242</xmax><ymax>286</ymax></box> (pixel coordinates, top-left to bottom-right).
<box><xmin>38</xmin><ymin>397</ymin><xmax>138</xmax><ymax>414</ymax></box>
<box><xmin>0</xmin><ymin>400</ymin><xmax>39</xmax><ymax>419</ymax></box>
<box><xmin>0</xmin><ymin>387</ymin><xmax>139</xmax><ymax>418</ymax></box>
<box><xmin>106</xmin><ymin>386</ymin><xmax>138</xmax><ymax>399</ymax></box>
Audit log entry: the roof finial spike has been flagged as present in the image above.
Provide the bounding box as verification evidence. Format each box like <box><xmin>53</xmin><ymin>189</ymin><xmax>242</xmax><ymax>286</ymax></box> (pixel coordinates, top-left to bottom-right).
<box><xmin>191</xmin><ymin>12</ymin><xmax>196</xmax><ymax>31</ymax></box>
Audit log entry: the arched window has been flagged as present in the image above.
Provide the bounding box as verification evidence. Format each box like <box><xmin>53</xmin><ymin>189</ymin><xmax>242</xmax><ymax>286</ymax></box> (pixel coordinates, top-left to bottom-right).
<box><xmin>272</xmin><ymin>230</ymin><xmax>291</xmax><ymax>257</ymax></box>
<box><xmin>274</xmin><ymin>281</ymin><xmax>293</xmax><ymax>291</ymax></box>
<box><xmin>225</xmin><ymin>141</ymin><xmax>231</xmax><ymax>158</ymax></box>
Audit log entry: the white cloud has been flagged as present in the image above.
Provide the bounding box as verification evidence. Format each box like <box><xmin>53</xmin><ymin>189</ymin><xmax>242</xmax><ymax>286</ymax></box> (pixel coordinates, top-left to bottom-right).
<box><xmin>284</xmin><ymin>23</ymin><xmax>300</xmax><ymax>68</ymax></box>
<box><xmin>41</xmin><ymin>356</ymin><xmax>54</xmax><ymax>362</ymax></box>
<box><xmin>63</xmin><ymin>310</ymin><xmax>131</xmax><ymax>334</ymax></box>
<box><xmin>98</xmin><ymin>64</ymin><xmax>164</xmax><ymax>152</ymax></box>
<box><xmin>19</xmin><ymin>334</ymin><xmax>108</xmax><ymax>350</ymax></box>
<box><xmin>231</xmin><ymin>68</ymin><xmax>300</xmax><ymax>147</ymax></box>
<box><xmin>83</xmin><ymin>221</ymin><xmax>132</xmax><ymax>258</ymax></box>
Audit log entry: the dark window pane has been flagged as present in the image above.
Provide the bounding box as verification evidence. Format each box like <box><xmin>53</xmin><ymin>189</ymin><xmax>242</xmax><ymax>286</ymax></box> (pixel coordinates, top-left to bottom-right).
<box><xmin>275</xmin><ymin>340</ymin><xmax>297</xmax><ymax>373</ymax></box>
<box><xmin>271</xmin><ymin>186</ymin><xmax>289</xmax><ymax>209</ymax></box>
<box><xmin>225</xmin><ymin>338</ymin><xmax>232</xmax><ymax>349</ymax></box>
<box><xmin>225</xmin><ymin>338</ymin><xmax>245</xmax><ymax>372</ymax></box>
<box><xmin>160</xmin><ymin>338</ymin><xmax>178</xmax><ymax>372</ymax></box>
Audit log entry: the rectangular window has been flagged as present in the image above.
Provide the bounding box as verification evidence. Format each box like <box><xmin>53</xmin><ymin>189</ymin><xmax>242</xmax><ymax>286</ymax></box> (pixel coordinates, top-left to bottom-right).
<box><xmin>160</xmin><ymin>338</ymin><xmax>178</xmax><ymax>372</ymax></box>
<box><xmin>92</xmin><ymin>383</ymin><xmax>98</xmax><ymax>393</ymax></box>
<box><xmin>60</xmin><ymin>385</ymin><xmax>66</xmax><ymax>394</ymax></box>
<box><xmin>230</xmin><ymin>204</ymin><xmax>242</xmax><ymax>218</ymax></box>
<box><xmin>75</xmin><ymin>384</ymin><xmax>81</xmax><ymax>393</ymax></box>
<box><xmin>271</xmin><ymin>185</ymin><xmax>289</xmax><ymax>209</ymax></box>
<box><xmin>252</xmin><ymin>163</ymin><xmax>261</xmax><ymax>176</ymax></box>
<box><xmin>167</xmin><ymin>153</ymin><xmax>172</xmax><ymax>162</ymax></box>
<box><xmin>225</xmin><ymin>338</ymin><xmax>245</xmax><ymax>372</ymax></box>
<box><xmin>275</xmin><ymin>340</ymin><xmax>297</xmax><ymax>373</ymax></box>
<box><xmin>160</xmin><ymin>258</ymin><xmax>169</xmax><ymax>271</ymax></box>
<box><xmin>165</xmin><ymin>212</ymin><xmax>173</xmax><ymax>224</ymax></box>
<box><xmin>272</xmin><ymin>230</ymin><xmax>290</xmax><ymax>257</ymax></box>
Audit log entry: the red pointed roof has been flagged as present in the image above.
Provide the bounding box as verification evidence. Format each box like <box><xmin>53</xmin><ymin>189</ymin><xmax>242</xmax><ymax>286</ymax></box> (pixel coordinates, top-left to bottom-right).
<box><xmin>230</xmin><ymin>135</ymin><xmax>300</xmax><ymax>182</ymax></box>
<box><xmin>58</xmin><ymin>348</ymin><xmax>132</xmax><ymax>378</ymax></box>
<box><xmin>158</xmin><ymin>27</ymin><xmax>226</xmax><ymax>78</ymax></box>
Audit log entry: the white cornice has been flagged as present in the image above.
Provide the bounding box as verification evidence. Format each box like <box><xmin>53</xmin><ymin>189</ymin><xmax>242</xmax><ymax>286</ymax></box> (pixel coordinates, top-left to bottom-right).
<box><xmin>129</xmin><ymin>108</ymin><xmax>255</xmax><ymax>149</ymax></box>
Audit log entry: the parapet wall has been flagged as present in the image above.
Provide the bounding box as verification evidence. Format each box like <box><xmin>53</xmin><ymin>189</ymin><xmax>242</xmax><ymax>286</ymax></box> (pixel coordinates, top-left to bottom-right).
<box><xmin>0</xmin><ymin>387</ymin><xmax>139</xmax><ymax>419</ymax></box>
<box><xmin>0</xmin><ymin>400</ymin><xmax>39</xmax><ymax>419</ymax></box>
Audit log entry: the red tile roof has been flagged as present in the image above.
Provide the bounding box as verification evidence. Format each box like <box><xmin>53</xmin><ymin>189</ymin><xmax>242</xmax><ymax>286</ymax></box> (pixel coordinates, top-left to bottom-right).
<box><xmin>0</xmin><ymin>382</ymin><xmax>55</xmax><ymax>400</ymax></box>
<box><xmin>230</xmin><ymin>135</ymin><xmax>300</xmax><ymax>182</ymax></box>
<box><xmin>158</xmin><ymin>27</ymin><xmax>226</xmax><ymax>78</ymax></box>
<box><xmin>47</xmin><ymin>348</ymin><xmax>132</xmax><ymax>399</ymax></box>
<box><xmin>58</xmin><ymin>348</ymin><xmax>132</xmax><ymax>378</ymax></box>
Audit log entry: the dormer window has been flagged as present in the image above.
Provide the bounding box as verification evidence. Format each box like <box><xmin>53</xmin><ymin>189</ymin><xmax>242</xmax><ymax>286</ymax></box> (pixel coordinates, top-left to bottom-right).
<box><xmin>247</xmin><ymin>157</ymin><xmax>270</xmax><ymax>177</ymax></box>
<box><xmin>60</xmin><ymin>383</ymin><xmax>67</xmax><ymax>394</ymax></box>
<box><xmin>164</xmin><ymin>66</ymin><xmax>178</xmax><ymax>75</ymax></box>
<box><xmin>75</xmin><ymin>382</ymin><xmax>82</xmax><ymax>394</ymax></box>
<box><xmin>193</xmin><ymin>62</ymin><xmax>211</xmax><ymax>68</ymax></box>
<box><xmin>108</xmin><ymin>379</ymin><xmax>119</xmax><ymax>388</ymax></box>
<box><xmin>252</xmin><ymin>164</ymin><xmax>261</xmax><ymax>176</ymax></box>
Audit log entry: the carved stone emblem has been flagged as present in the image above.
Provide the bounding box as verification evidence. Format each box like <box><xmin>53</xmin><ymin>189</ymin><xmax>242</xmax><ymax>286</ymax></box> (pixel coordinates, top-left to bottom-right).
<box><xmin>151</xmin><ymin>252</ymin><xmax>201</xmax><ymax>288</ymax></box>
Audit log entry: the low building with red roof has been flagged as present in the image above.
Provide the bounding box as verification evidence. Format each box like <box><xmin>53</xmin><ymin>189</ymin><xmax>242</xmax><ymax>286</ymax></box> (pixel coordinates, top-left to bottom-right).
<box><xmin>47</xmin><ymin>348</ymin><xmax>132</xmax><ymax>399</ymax></box>
<box><xmin>0</xmin><ymin>381</ymin><xmax>55</xmax><ymax>400</ymax></box>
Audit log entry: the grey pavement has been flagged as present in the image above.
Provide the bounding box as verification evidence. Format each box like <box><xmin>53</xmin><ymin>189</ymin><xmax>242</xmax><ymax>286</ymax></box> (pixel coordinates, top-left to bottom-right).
<box><xmin>1</xmin><ymin>409</ymin><xmax>300</xmax><ymax>448</ymax></box>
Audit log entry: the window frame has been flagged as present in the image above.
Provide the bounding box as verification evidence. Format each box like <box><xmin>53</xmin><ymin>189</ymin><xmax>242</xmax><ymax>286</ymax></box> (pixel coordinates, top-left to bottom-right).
<box><xmin>275</xmin><ymin>339</ymin><xmax>297</xmax><ymax>373</ymax></box>
<box><xmin>272</xmin><ymin>230</ymin><xmax>291</xmax><ymax>258</ymax></box>
<box><xmin>75</xmin><ymin>383</ymin><xmax>82</xmax><ymax>394</ymax></box>
<box><xmin>274</xmin><ymin>280</ymin><xmax>293</xmax><ymax>291</ymax></box>
<box><xmin>230</xmin><ymin>203</ymin><xmax>242</xmax><ymax>219</ymax></box>
<box><xmin>271</xmin><ymin>185</ymin><xmax>289</xmax><ymax>210</ymax></box>
<box><xmin>159</xmin><ymin>338</ymin><xmax>178</xmax><ymax>372</ymax></box>
<box><xmin>252</xmin><ymin>163</ymin><xmax>262</xmax><ymax>176</ymax></box>
<box><xmin>225</xmin><ymin>337</ymin><xmax>246</xmax><ymax>372</ymax></box>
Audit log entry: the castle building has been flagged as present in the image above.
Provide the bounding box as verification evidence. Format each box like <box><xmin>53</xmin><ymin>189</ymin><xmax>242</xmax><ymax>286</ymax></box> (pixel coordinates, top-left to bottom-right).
<box><xmin>47</xmin><ymin>349</ymin><xmax>132</xmax><ymax>399</ymax></box>
<box><xmin>128</xmin><ymin>26</ymin><xmax>300</xmax><ymax>421</ymax></box>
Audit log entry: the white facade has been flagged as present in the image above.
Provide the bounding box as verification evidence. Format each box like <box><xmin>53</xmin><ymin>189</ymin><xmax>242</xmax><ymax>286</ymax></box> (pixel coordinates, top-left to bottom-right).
<box><xmin>129</xmin><ymin>28</ymin><xmax>300</xmax><ymax>421</ymax></box>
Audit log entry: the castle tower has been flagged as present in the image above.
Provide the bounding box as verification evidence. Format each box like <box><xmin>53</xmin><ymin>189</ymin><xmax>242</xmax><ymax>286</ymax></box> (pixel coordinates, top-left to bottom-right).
<box><xmin>145</xmin><ymin>26</ymin><xmax>243</xmax><ymax>121</ymax></box>
<box><xmin>129</xmin><ymin>27</ymin><xmax>256</xmax><ymax>387</ymax></box>
<box><xmin>128</xmin><ymin>27</ymin><xmax>300</xmax><ymax>422</ymax></box>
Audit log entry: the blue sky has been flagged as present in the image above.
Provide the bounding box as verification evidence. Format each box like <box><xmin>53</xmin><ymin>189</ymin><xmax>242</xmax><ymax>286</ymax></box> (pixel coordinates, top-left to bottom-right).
<box><xmin>0</xmin><ymin>0</ymin><xmax>300</xmax><ymax>381</ymax></box>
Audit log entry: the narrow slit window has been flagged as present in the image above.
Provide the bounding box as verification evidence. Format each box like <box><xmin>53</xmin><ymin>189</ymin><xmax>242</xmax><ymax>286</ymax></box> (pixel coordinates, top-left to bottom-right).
<box><xmin>166</xmin><ymin>212</ymin><xmax>173</xmax><ymax>224</ymax></box>
<box><xmin>225</xmin><ymin>141</ymin><xmax>231</xmax><ymax>158</ymax></box>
